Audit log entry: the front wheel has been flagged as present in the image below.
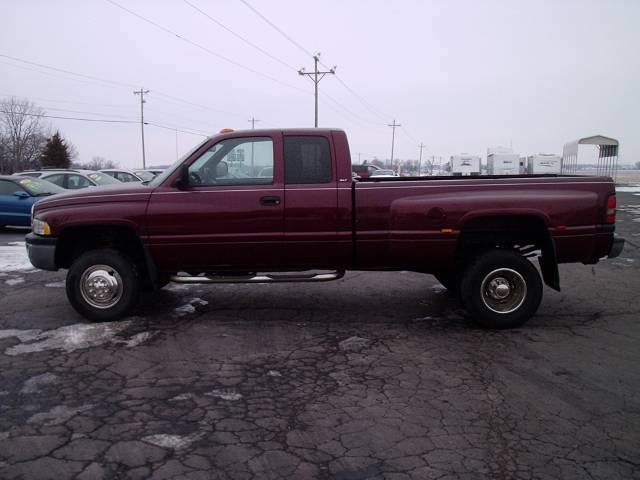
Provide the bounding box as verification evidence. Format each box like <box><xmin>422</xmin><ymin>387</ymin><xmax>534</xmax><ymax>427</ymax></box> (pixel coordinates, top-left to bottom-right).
<box><xmin>66</xmin><ymin>249</ymin><xmax>140</xmax><ymax>321</ymax></box>
<box><xmin>460</xmin><ymin>249</ymin><xmax>543</xmax><ymax>329</ymax></box>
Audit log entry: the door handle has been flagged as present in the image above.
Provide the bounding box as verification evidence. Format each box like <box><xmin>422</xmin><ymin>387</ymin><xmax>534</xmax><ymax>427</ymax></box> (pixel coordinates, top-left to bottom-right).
<box><xmin>260</xmin><ymin>196</ymin><xmax>281</xmax><ymax>206</ymax></box>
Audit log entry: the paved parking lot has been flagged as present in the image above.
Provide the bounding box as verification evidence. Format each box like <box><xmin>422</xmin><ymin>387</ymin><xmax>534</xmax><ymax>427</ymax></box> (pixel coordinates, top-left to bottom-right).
<box><xmin>0</xmin><ymin>192</ymin><xmax>639</xmax><ymax>479</ymax></box>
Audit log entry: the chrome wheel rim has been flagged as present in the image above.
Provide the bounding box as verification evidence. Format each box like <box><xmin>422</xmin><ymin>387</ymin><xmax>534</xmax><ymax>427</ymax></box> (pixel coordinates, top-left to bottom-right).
<box><xmin>79</xmin><ymin>264</ymin><xmax>123</xmax><ymax>309</ymax></box>
<box><xmin>480</xmin><ymin>268</ymin><xmax>527</xmax><ymax>314</ymax></box>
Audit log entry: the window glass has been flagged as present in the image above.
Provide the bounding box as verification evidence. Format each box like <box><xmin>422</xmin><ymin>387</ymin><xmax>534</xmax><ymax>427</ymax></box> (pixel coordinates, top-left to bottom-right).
<box><xmin>42</xmin><ymin>173</ymin><xmax>66</xmax><ymax>188</ymax></box>
<box><xmin>86</xmin><ymin>172</ymin><xmax>119</xmax><ymax>185</ymax></box>
<box><xmin>0</xmin><ymin>180</ymin><xmax>23</xmax><ymax>195</ymax></box>
<box><xmin>18</xmin><ymin>178</ymin><xmax>64</xmax><ymax>196</ymax></box>
<box><xmin>119</xmin><ymin>172</ymin><xmax>139</xmax><ymax>182</ymax></box>
<box><xmin>188</xmin><ymin>137</ymin><xmax>273</xmax><ymax>186</ymax></box>
<box><xmin>67</xmin><ymin>174</ymin><xmax>93</xmax><ymax>189</ymax></box>
<box><xmin>284</xmin><ymin>136</ymin><xmax>332</xmax><ymax>184</ymax></box>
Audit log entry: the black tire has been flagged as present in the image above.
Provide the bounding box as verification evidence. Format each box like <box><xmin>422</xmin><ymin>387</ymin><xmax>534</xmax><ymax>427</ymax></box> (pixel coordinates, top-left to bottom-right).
<box><xmin>66</xmin><ymin>248</ymin><xmax>140</xmax><ymax>321</ymax></box>
<box><xmin>460</xmin><ymin>249</ymin><xmax>542</xmax><ymax>329</ymax></box>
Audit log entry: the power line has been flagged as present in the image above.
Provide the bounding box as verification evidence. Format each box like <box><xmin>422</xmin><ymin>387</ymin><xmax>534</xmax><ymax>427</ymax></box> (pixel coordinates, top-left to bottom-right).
<box><xmin>237</xmin><ymin>0</ymin><xmax>314</xmax><ymax>58</ymax></box>
<box><xmin>105</xmin><ymin>0</ymin><xmax>308</xmax><ymax>95</ymax></box>
<box><xmin>183</xmin><ymin>0</ymin><xmax>296</xmax><ymax>71</ymax></box>
<box><xmin>234</xmin><ymin>1</ymin><xmax>394</xmax><ymax>124</ymax></box>
<box><xmin>146</xmin><ymin>122</ymin><xmax>208</xmax><ymax>137</ymax></box>
<box><xmin>0</xmin><ymin>53</ymin><xmax>137</xmax><ymax>88</ymax></box>
<box><xmin>0</xmin><ymin>110</ymin><xmax>138</xmax><ymax>124</ymax></box>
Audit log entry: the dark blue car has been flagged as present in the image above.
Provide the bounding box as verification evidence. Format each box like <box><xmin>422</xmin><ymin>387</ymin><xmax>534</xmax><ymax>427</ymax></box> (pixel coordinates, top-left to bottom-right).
<box><xmin>0</xmin><ymin>175</ymin><xmax>64</xmax><ymax>228</ymax></box>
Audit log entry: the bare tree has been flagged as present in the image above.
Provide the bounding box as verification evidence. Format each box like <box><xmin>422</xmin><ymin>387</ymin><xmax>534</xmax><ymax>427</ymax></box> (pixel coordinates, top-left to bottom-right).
<box><xmin>78</xmin><ymin>156</ymin><xmax>119</xmax><ymax>171</ymax></box>
<box><xmin>0</xmin><ymin>97</ymin><xmax>48</xmax><ymax>173</ymax></box>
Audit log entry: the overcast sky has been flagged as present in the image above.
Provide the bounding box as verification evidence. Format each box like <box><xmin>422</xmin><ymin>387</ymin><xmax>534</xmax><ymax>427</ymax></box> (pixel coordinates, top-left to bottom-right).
<box><xmin>2</xmin><ymin>0</ymin><xmax>639</xmax><ymax>168</ymax></box>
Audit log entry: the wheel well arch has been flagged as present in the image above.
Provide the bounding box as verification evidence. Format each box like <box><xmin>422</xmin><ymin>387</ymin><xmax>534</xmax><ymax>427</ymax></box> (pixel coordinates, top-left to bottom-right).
<box><xmin>55</xmin><ymin>225</ymin><xmax>146</xmax><ymax>271</ymax></box>
<box><xmin>456</xmin><ymin>213</ymin><xmax>560</xmax><ymax>291</ymax></box>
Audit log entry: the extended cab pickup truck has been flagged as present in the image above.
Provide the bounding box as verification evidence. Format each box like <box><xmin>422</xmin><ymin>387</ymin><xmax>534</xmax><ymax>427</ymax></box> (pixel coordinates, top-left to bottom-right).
<box><xmin>26</xmin><ymin>129</ymin><xmax>624</xmax><ymax>328</ymax></box>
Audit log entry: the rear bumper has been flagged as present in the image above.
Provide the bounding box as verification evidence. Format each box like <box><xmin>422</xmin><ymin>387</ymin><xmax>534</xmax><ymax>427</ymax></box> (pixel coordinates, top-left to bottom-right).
<box><xmin>608</xmin><ymin>236</ymin><xmax>625</xmax><ymax>259</ymax></box>
<box><xmin>25</xmin><ymin>233</ymin><xmax>58</xmax><ymax>271</ymax></box>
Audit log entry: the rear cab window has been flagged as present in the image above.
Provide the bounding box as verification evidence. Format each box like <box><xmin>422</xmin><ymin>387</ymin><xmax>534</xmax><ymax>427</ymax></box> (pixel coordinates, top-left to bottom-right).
<box><xmin>284</xmin><ymin>136</ymin><xmax>332</xmax><ymax>184</ymax></box>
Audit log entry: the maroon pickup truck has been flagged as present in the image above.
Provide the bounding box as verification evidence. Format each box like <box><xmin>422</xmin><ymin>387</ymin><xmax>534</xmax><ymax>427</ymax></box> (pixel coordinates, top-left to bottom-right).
<box><xmin>26</xmin><ymin>128</ymin><xmax>624</xmax><ymax>328</ymax></box>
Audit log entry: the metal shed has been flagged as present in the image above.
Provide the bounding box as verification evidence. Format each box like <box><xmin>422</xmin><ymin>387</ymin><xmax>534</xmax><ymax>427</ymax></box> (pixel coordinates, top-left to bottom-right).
<box><xmin>562</xmin><ymin>135</ymin><xmax>619</xmax><ymax>178</ymax></box>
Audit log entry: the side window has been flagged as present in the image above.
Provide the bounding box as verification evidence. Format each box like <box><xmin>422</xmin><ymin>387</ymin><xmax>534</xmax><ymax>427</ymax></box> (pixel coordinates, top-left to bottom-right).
<box><xmin>67</xmin><ymin>174</ymin><xmax>92</xmax><ymax>189</ymax></box>
<box><xmin>0</xmin><ymin>180</ymin><xmax>22</xmax><ymax>195</ymax></box>
<box><xmin>188</xmin><ymin>137</ymin><xmax>274</xmax><ymax>186</ymax></box>
<box><xmin>43</xmin><ymin>174</ymin><xmax>65</xmax><ymax>188</ymax></box>
<box><xmin>284</xmin><ymin>136</ymin><xmax>332</xmax><ymax>184</ymax></box>
<box><xmin>121</xmin><ymin>172</ymin><xmax>139</xmax><ymax>182</ymax></box>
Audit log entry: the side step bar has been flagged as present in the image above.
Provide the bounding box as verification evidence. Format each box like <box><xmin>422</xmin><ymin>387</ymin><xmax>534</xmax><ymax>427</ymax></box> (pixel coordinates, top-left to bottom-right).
<box><xmin>170</xmin><ymin>270</ymin><xmax>345</xmax><ymax>284</ymax></box>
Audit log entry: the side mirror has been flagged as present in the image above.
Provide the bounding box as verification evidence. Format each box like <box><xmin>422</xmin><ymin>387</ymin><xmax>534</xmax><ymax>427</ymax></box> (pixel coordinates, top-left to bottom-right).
<box><xmin>14</xmin><ymin>191</ymin><xmax>30</xmax><ymax>199</ymax></box>
<box><xmin>172</xmin><ymin>164</ymin><xmax>190</xmax><ymax>189</ymax></box>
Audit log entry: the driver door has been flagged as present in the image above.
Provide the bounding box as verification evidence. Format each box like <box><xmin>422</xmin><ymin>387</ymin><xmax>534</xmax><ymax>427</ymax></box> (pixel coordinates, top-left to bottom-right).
<box><xmin>147</xmin><ymin>134</ymin><xmax>285</xmax><ymax>272</ymax></box>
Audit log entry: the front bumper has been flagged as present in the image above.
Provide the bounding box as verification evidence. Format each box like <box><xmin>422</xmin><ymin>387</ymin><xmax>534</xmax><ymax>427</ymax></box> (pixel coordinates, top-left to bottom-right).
<box><xmin>25</xmin><ymin>233</ymin><xmax>58</xmax><ymax>271</ymax></box>
<box><xmin>608</xmin><ymin>236</ymin><xmax>625</xmax><ymax>259</ymax></box>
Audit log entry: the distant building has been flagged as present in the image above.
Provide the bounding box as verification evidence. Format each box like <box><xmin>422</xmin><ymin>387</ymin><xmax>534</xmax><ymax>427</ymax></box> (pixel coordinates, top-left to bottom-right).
<box><xmin>450</xmin><ymin>154</ymin><xmax>481</xmax><ymax>176</ymax></box>
<box><xmin>527</xmin><ymin>154</ymin><xmax>562</xmax><ymax>174</ymax></box>
<box><xmin>487</xmin><ymin>147</ymin><xmax>520</xmax><ymax>175</ymax></box>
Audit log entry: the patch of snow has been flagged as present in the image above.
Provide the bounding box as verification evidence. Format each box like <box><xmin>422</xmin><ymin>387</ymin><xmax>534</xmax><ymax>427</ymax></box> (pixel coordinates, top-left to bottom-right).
<box><xmin>173</xmin><ymin>304</ymin><xmax>196</xmax><ymax>316</ymax></box>
<box><xmin>339</xmin><ymin>336</ymin><xmax>371</xmax><ymax>352</ymax></box>
<box><xmin>0</xmin><ymin>244</ymin><xmax>36</xmax><ymax>272</ymax></box>
<box><xmin>121</xmin><ymin>331</ymin><xmax>158</xmax><ymax>347</ymax></box>
<box><xmin>45</xmin><ymin>281</ymin><xmax>65</xmax><ymax>288</ymax></box>
<box><xmin>4</xmin><ymin>321</ymin><xmax>134</xmax><ymax>356</ymax></box>
<box><xmin>616</xmin><ymin>185</ymin><xmax>640</xmax><ymax>193</ymax></box>
<box><xmin>205</xmin><ymin>389</ymin><xmax>243</xmax><ymax>401</ymax></box>
<box><xmin>27</xmin><ymin>404</ymin><xmax>94</xmax><ymax>425</ymax></box>
<box><xmin>5</xmin><ymin>277</ymin><xmax>24</xmax><ymax>286</ymax></box>
<box><xmin>169</xmin><ymin>393</ymin><xmax>194</xmax><ymax>402</ymax></box>
<box><xmin>267</xmin><ymin>370</ymin><xmax>282</xmax><ymax>377</ymax></box>
<box><xmin>414</xmin><ymin>316</ymin><xmax>434</xmax><ymax>321</ymax></box>
<box><xmin>173</xmin><ymin>297</ymin><xmax>208</xmax><ymax>317</ymax></box>
<box><xmin>142</xmin><ymin>432</ymin><xmax>202</xmax><ymax>450</ymax></box>
<box><xmin>189</xmin><ymin>297</ymin><xmax>208</xmax><ymax>306</ymax></box>
<box><xmin>164</xmin><ymin>283</ymin><xmax>191</xmax><ymax>291</ymax></box>
<box><xmin>21</xmin><ymin>373</ymin><xmax>58</xmax><ymax>394</ymax></box>
<box><xmin>0</xmin><ymin>431</ymin><xmax>9</xmax><ymax>440</ymax></box>
<box><xmin>0</xmin><ymin>329</ymin><xmax>42</xmax><ymax>342</ymax></box>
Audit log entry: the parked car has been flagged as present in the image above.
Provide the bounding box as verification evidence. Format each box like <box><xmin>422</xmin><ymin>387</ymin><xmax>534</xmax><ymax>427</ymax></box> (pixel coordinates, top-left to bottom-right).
<box><xmin>27</xmin><ymin>128</ymin><xmax>624</xmax><ymax>329</ymax></box>
<box><xmin>0</xmin><ymin>176</ymin><xmax>63</xmax><ymax>227</ymax></box>
<box><xmin>37</xmin><ymin>170</ymin><xmax>120</xmax><ymax>189</ymax></box>
<box><xmin>137</xmin><ymin>169</ymin><xmax>165</xmax><ymax>179</ymax></box>
<box><xmin>100</xmin><ymin>169</ymin><xmax>144</xmax><ymax>183</ymax></box>
<box><xmin>352</xmin><ymin>164</ymin><xmax>380</xmax><ymax>178</ymax></box>
<box><xmin>370</xmin><ymin>169</ymin><xmax>398</xmax><ymax>177</ymax></box>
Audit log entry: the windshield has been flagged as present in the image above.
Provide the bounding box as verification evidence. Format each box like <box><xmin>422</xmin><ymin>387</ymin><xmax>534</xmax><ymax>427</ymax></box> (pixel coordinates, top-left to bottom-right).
<box><xmin>85</xmin><ymin>171</ymin><xmax>120</xmax><ymax>185</ymax></box>
<box><xmin>17</xmin><ymin>177</ymin><xmax>65</xmax><ymax>196</ymax></box>
<box><xmin>149</xmin><ymin>137</ymin><xmax>210</xmax><ymax>187</ymax></box>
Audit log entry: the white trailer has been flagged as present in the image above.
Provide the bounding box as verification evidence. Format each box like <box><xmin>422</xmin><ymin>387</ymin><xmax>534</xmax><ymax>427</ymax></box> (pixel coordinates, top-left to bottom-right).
<box><xmin>527</xmin><ymin>154</ymin><xmax>562</xmax><ymax>174</ymax></box>
<box><xmin>450</xmin><ymin>154</ymin><xmax>481</xmax><ymax>176</ymax></box>
<box><xmin>487</xmin><ymin>147</ymin><xmax>520</xmax><ymax>175</ymax></box>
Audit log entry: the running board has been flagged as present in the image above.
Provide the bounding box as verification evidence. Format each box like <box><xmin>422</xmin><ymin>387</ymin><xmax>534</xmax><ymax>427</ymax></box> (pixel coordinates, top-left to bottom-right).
<box><xmin>170</xmin><ymin>270</ymin><xmax>345</xmax><ymax>284</ymax></box>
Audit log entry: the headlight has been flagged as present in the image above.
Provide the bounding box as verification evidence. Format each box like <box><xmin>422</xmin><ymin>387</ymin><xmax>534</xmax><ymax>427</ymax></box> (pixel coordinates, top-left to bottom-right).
<box><xmin>32</xmin><ymin>218</ymin><xmax>51</xmax><ymax>236</ymax></box>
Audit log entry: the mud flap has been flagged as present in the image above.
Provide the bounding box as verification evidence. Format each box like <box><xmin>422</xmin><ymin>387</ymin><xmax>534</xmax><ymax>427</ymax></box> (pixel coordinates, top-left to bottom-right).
<box><xmin>538</xmin><ymin>236</ymin><xmax>560</xmax><ymax>291</ymax></box>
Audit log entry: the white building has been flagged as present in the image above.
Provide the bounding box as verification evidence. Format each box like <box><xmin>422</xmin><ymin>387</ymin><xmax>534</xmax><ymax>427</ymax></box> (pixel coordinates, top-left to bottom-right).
<box><xmin>527</xmin><ymin>154</ymin><xmax>562</xmax><ymax>174</ymax></box>
<box><xmin>487</xmin><ymin>147</ymin><xmax>520</xmax><ymax>175</ymax></box>
<box><xmin>450</xmin><ymin>154</ymin><xmax>481</xmax><ymax>176</ymax></box>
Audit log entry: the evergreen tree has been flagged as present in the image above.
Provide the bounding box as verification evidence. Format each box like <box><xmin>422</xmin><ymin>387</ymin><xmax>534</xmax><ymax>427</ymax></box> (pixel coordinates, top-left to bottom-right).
<box><xmin>40</xmin><ymin>131</ymin><xmax>71</xmax><ymax>169</ymax></box>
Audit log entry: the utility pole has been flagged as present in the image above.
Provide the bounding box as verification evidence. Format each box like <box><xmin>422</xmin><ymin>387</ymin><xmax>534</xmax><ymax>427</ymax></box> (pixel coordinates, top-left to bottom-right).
<box><xmin>388</xmin><ymin>119</ymin><xmax>401</xmax><ymax>169</ymax></box>
<box><xmin>248</xmin><ymin>116</ymin><xmax>260</xmax><ymax>129</ymax></box>
<box><xmin>418</xmin><ymin>142</ymin><xmax>425</xmax><ymax>176</ymax></box>
<box><xmin>298</xmin><ymin>53</ymin><xmax>336</xmax><ymax>127</ymax></box>
<box><xmin>133</xmin><ymin>88</ymin><xmax>149</xmax><ymax>168</ymax></box>
<box><xmin>248</xmin><ymin>116</ymin><xmax>260</xmax><ymax>174</ymax></box>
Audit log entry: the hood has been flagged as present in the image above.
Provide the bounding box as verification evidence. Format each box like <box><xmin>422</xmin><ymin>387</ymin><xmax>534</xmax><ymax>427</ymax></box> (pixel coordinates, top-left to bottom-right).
<box><xmin>34</xmin><ymin>182</ymin><xmax>154</xmax><ymax>210</ymax></box>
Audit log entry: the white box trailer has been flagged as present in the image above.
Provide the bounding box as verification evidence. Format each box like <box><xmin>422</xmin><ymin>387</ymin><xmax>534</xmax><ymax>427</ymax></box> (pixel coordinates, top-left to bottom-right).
<box><xmin>487</xmin><ymin>147</ymin><xmax>520</xmax><ymax>175</ymax></box>
<box><xmin>450</xmin><ymin>154</ymin><xmax>481</xmax><ymax>176</ymax></box>
<box><xmin>527</xmin><ymin>154</ymin><xmax>562</xmax><ymax>174</ymax></box>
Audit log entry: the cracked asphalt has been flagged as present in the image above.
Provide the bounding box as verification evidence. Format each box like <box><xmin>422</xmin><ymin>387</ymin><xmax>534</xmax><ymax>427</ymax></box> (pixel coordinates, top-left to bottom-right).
<box><xmin>1</xmin><ymin>192</ymin><xmax>639</xmax><ymax>480</ymax></box>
